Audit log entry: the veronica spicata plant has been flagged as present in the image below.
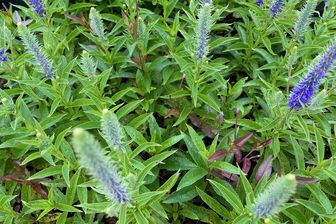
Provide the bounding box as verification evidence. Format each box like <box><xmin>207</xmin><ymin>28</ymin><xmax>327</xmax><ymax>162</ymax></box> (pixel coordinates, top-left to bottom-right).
<box><xmin>17</xmin><ymin>23</ymin><xmax>54</xmax><ymax>78</ymax></box>
<box><xmin>72</xmin><ymin>128</ymin><xmax>130</xmax><ymax>204</ymax></box>
<box><xmin>29</xmin><ymin>0</ymin><xmax>44</xmax><ymax>17</ymax></box>
<box><xmin>89</xmin><ymin>7</ymin><xmax>106</xmax><ymax>40</ymax></box>
<box><xmin>195</xmin><ymin>0</ymin><xmax>212</xmax><ymax>60</ymax></box>
<box><xmin>253</xmin><ymin>174</ymin><xmax>297</xmax><ymax>218</ymax></box>
<box><xmin>294</xmin><ymin>0</ymin><xmax>317</xmax><ymax>38</ymax></box>
<box><xmin>1</xmin><ymin>0</ymin><xmax>336</xmax><ymax>223</ymax></box>
<box><xmin>270</xmin><ymin>0</ymin><xmax>284</xmax><ymax>17</ymax></box>
<box><xmin>288</xmin><ymin>40</ymin><xmax>336</xmax><ymax>109</ymax></box>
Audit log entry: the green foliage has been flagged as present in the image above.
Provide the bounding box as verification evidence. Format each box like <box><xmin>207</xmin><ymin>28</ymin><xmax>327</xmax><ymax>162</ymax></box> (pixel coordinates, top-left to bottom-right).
<box><xmin>1</xmin><ymin>0</ymin><xmax>336</xmax><ymax>223</ymax></box>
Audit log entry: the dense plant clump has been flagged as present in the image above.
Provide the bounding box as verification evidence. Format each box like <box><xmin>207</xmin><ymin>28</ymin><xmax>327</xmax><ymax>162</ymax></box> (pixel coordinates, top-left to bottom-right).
<box><xmin>1</xmin><ymin>0</ymin><xmax>336</xmax><ymax>223</ymax></box>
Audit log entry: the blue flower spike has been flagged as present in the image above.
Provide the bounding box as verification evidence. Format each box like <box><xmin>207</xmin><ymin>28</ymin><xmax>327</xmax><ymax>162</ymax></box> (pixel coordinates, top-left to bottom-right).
<box><xmin>253</xmin><ymin>174</ymin><xmax>297</xmax><ymax>218</ymax></box>
<box><xmin>72</xmin><ymin>128</ymin><xmax>130</xmax><ymax>204</ymax></box>
<box><xmin>288</xmin><ymin>40</ymin><xmax>336</xmax><ymax>109</ymax></box>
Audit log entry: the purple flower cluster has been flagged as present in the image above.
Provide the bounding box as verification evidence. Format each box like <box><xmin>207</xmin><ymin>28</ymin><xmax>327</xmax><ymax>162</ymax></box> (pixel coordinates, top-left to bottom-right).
<box><xmin>288</xmin><ymin>41</ymin><xmax>336</xmax><ymax>109</ymax></box>
<box><xmin>29</xmin><ymin>0</ymin><xmax>44</xmax><ymax>17</ymax></box>
<box><xmin>0</xmin><ymin>49</ymin><xmax>7</xmax><ymax>62</ymax></box>
<box><xmin>270</xmin><ymin>0</ymin><xmax>284</xmax><ymax>17</ymax></box>
<box><xmin>256</xmin><ymin>0</ymin><xmax>264</xmax><ymax>6</ymax></box>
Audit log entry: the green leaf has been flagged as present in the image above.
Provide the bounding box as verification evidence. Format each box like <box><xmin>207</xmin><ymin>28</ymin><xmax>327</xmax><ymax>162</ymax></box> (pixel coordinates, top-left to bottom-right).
<box><xmin>111</xmin><ymin>88</ymin><xmax>136</xmax><ymax>102</ymax></box>
<box><xmin>25</xmin><ymin>200</ymin><xmax>51</xmax><ymax>211</ymax></box>
<box><xmin>66</xmin><ymin>169</ymin><xmax>81</xmax><ymax>205</ymax></box>
<box><xmin>137</xmin><ymin>151</ymin><xmax>175</xmax><ymax>185</ymax></box>
<box><xmin>198</xmin><ymin>93</ymin><xmax>221</xmax><ymax>113</ymax></box>
<box><xmin>128</xmin><ymin>113</ymin><xmax>152</xmax><ymax>129</ymax></box>
<box><xmin>164</xmin><ymin>186</ymin><xmax>198</xmax><ymax>204</ymax></box>
<box><xmin>173</xmin><ymin>105</ymin><xmax>192</xmax><ymax>127</ymax></box>
<box><xmin>296</xmin><ymin>199</ymin><xmax>327</xmax><ymax>216</ymax></box>
<box><xmin>55</xmin><ymin>203</ymin><xmax>81</xmax><ymax>212</ymax></box>
<box><xmin>36</xmin><ymin>206</ymin><xmax>54</xmax><ymax>221</ymax></box>
<box><xmin>163</xmin><ymin>0</ymin><xmax>178</xmax><ymax>19</ymax></box>
<box><xmin>208</xmin><ymin>179</ymin><xmax>244</xmax><ymax>213</ymax></box>
<box><xmin>28</xmin><ymin>165</ymin><xmax>63</xmax><ymax>180</ymax></box>
<box><xmin>134</xmin><ymin>210</ymin><xmax>149</xmax><ymax>224</ymax></box>
<box><xmin>290</xmin><ymin>136</ymin><xmax>305</xmax><ymax>170</ymax></box>
<box><xmin>21</xmin><ymin>152</ymin><xmax>41</xmax><ymax>165</ymax></box>
<box><xmin>209</xmin><ymin>37</ymin><xmax>239</xmax><ymax>49</ymax></box>
<box><xmin>75</xmin><ymin>202</ymin><xmax>111</xmax><ymax>212</ymax></box>
<box><xmin>157</xmin><ymin>135</ymin><xmax>184</xmax><ymax>153</ymax></box>
<box><xmin>196</xmin><ymin>188</ymin><xmax>230</xmax><ymax>218</ymax></box>
<box><xmin>157</xmin><ymin>171</ymin><xmax>180</xmax><ymax>192</ymax></box>
<box><xmin>18</xmin><ymin>98</ymin><xmax>35</xmax><ymax>127</ymax></box>
<box><xmin>177</xmin><ymin>168</ymin><xmax>207</xmax><ymax>191</ymax></box>
<box><xmin>135</xmin><ymin>191</ymin><xmax>166</xmax><ymax>207</ymax></box>
<box><xmin>118</xmin><ymin>205</ymin><xmax>127</xmax><ymax>224</ymax></box>
<box><xmin>261</xmin><ymin>37</ymin><xmax>276</xmax><ymax>55</ymax></box>
<box><xmin>210</xmin><ymin>161</ymin><xmax>241</xmax><ymax>175</ymax></box>
<box><xmin>232</xmin><ymin>214</ymin><xmax>251</xmax><ymax>224</ymax></box>
<box><xmin>314</xmin><ymin>124</ymin><xmax>324</xmax><ymax>165</ymax></box>
<box><xmin>191</xmin><ymin>82</ymin><xmax>198</xmax><ymax>108</ymax></box>
<box><xmin>116</xmin><ymin>100</ymin><xmax>143</xmax><ymax>119</ymax></box>
<box><xmin>238</xmin><ymin>169</ymin><xmax>254</xmax><ymax>205</ymax></box>
<box><xmin>62</xmin><ymin>162</ymin><xmax>70</xmax><ymax>187</ymax></box>
<box><xmin>183</xmin><ymin>134</ymin><xmax>207</xmax><ymax>168</ymax></box>
<box><xmin>306</xmin><ymin>184</ymin><xmax>333</xmax><ymax>214</ymax></box>
<box><xmin>253</xmin><ymin>48</ymin><xmax>274</xmax><ymax>63</ymax></box>
<box><xmin>130</xmin><ymin>142</ymin><xmax>161</xmax><ymax>159</ymax></box>
<box><xmin>282</xmin><ymin>207</ymin><xmax>308</xmax><ymax>224</ymax></box>
<box><xmin>56</xmin><ymin>212</ymin><xmax>68</xmax><ymax>224</ymax></box>
<box><xmin>187</xmin><ymin>125</ymin><xmax>207</xmax><ymax>155</ymax></box>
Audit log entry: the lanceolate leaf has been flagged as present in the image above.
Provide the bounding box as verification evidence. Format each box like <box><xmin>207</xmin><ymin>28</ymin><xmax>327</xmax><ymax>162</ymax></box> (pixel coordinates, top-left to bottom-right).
<box><xmin>208</xmin><ymin>179</ymin><xmax>244</xmax><ymax>213</ymax></box>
